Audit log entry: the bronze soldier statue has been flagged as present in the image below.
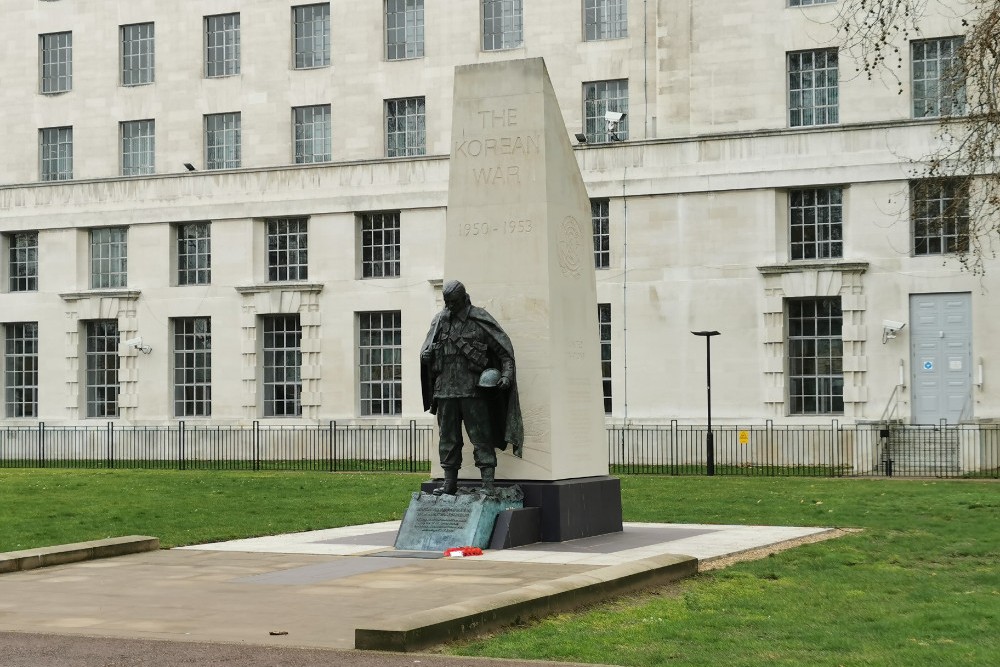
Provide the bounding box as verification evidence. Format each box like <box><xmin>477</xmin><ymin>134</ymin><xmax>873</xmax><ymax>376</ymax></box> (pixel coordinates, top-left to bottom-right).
<box><xmin>420</xmin><ymin>280</ymin><xmax>523</xmax><ymax>494</ymax></box>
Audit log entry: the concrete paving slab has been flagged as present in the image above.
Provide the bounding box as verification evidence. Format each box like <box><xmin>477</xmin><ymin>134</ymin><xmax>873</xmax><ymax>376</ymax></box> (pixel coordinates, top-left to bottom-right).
<box><xmin>0</xmin><ymin>521</ymin><xmax>838</xmax><ymax>656</ymax></box>
<box><xmin>1</xmin><ymin>631</ymin><xmax>623</xmax><ymax>667</ymax></box>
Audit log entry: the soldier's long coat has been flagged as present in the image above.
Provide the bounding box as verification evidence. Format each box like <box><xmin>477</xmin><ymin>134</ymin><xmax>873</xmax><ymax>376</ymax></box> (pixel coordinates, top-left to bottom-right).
<box><xmin>420</xmin><ymin>306</ymin><xmax>524</xmax><ymax>457</ymax></box>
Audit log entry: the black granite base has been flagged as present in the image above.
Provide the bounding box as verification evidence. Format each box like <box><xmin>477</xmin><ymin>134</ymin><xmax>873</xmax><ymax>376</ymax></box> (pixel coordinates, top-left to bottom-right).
<box><xmin>489</xmin><ymin>507</ymin><xmax>541</xmax><ymax>549</ymax></box>
<box><xmin>420</xmin><ymin>475</ymin><xmax>623</xmax><ymax>543</ymax></box>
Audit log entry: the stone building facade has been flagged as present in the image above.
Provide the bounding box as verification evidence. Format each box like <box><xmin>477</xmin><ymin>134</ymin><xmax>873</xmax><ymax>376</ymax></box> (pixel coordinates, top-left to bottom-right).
<box><xmin>1</xmin><ymin>0</ymin><xmax>995</xmax><ymax>427</ymax></box>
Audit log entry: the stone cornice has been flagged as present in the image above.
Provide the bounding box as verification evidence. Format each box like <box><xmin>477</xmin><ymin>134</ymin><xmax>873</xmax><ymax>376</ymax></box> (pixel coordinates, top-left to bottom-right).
<box><xmin>756</xmin><ymin>261</ymin><xmax>870</xmax><ymax>275</ymax></box>
<box><xmin>235</xmin><ymin>282</ymin><xmax>324</xmax><ymax>295</ymax></box>
<box><xmin>59</xmin><ymin>289</ymin><xmax>141</xmax><ymax>301</ymax></box>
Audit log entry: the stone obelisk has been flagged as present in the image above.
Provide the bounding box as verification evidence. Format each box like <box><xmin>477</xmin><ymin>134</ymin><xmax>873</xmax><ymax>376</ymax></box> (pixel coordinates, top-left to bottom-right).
<box><xmin>435</xmin><ymin>58</ymin><xmax>621</xmax><ymax>540</ymax></box>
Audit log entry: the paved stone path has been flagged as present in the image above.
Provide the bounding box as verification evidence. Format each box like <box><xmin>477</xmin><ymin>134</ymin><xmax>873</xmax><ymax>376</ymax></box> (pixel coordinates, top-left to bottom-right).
<box><xmin>1</xmin><ymin>632</ymin><xmax>618</xmax><ymax>667</ymax></box>
<box><xmin>0</xmin><ymin>521</ymin><xmax>835</xmax><ymax>664</ymax></box>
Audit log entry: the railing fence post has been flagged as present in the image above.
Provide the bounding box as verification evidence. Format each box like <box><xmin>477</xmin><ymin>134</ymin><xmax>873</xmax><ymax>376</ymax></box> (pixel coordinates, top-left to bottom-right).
<box><xmin>369</xmin><ymin>424</ymin><xmax>375</xmax><ymax>471</ymax></box>
<box><xmin>331</xmin><ymin>421</ymin><xmax>338</xmax><ymax>472</ymax></box>
<box><xmin>619</xmin><ymin>424</ymin><xmax>626</xmax><ymax>471</ymax></box>
<box><xmin>670</xmin><ymin>419</ymin><xmax>678</xmax><ymax>475</ymax></box>
<box><xmin>409</xmin><ymin>420</ymin><xmax>416</xmax><ymax>473</ymax></box>
<box><xmin>831</xmin><ymin>419</ymin><xmax>839</xmax><ymax>477</ymax></box>
<box><xmin>179</xmin><ymin>421</ymin><xmax>186</xmax><ymax>471</ymax></box>
<box><xmin>328</xmin><ymin>420</ymin><xmax>335</xmax><ymax>473</ymax></box>
<box><xmin>765</xmin><ymin>419</ymin><xmax>773</xmax><ymax>474</ymax></box>
<box><xmin>107</xmin><ymin>421</ymin><xmax>114</xmax><ymax>469</ymax></box>
<box><xmin>888</xmin><ymin>424</ymin><xmax>894</xmax><ymax>477</ymax></box>
<box><xmin>37</xmin><ymin>421</ymin><xmax>45</xmax><ymax>468</ymax></box>
<box><xmin>606</xmin><ymin>424</ymin><xmax>612</xmax><ymax>473</ymax></box>
<box><xmin>253</xmin><ymin>420</ymin><xmax>260</xmax><ymax>471</ymax></box>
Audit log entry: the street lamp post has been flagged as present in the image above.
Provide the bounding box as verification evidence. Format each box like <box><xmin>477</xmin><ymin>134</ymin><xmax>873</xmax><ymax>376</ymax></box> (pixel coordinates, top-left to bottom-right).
<box><xmin>691</xmin><ymin>331</ymin><xmax>720</xmax><ymax>476</ymax></box>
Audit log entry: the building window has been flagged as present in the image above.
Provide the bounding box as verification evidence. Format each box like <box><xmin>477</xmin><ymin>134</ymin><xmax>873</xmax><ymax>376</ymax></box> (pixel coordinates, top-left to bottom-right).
<box><xmin>788</xmin><ymin>0</ymin><xmax>836</xmax><ymax>6</ymax></box>
<box><xmin>173</xmin><ymin>317</ymin><xmax>211</xmax><ymax>417</ymax></box>
<box><xmin>360</xmin><ymin>211</ymin><xmax>401</xmax><ymax>278</ymax></box>
<box><xmin>358</xmin><ymin>311</ymin><xmax>402</xmax><ymax>416</ymax></box>
<box><xmin>8</xmin><ymin>232</ymin><xmax>39</xmax><ymax>292</ymax></box>
<box><xmin>482</xmin><ymin>0</ymin><xmax>523</xmax><ymax>51</ymax></box>
<box><xmin>386</xmin><ymin>0</ymin><xmax>424</xmax><ymax>60</ymax></box>
<box><xmin>788</xmin><ymin>49</ymin><xmax>839</xmax><ymax>127</ymax></box>
<box><xmin>205</xmin><ymin>13</ymin><xmax>240</xmax><ymax>77</ymax></box>
<box><xmin>85</xmin><ymin>320</ymin><xmax>119</xmax><ymax>418</ymax></box>
<box><xmin>267</xmin><ymin>218</ymin><xmax>308</xmax><ymax>282</ymax></box>
<box><xmin>4</xmin><ymin>322</ymin><xmax>39</xmax><ymax>418</ymax></box>
<box><xmin>293</xmin><ymin>105</ymin><xmax>332</xmax><ymax>164</ymax></box>
<box><xmin>262</xmin><ymin>315</ymin><xmax>301</xmax><ymax>417</ymax></box>
<box><xmin>585</xmin><ymin>0</ymin><xmax>627</xmax><ymax>41</ymax></box>
<box><xmin>90</xmin><ymin>227</ymin><xmax>128</xmax><ymax>289</ymax></box>
<box><xmin>121</xmin><ymin>119</ymin><xmax>155</xmax><ymax>176</ymax></box>
<box><xmin>912</xmin><ymin>37</ymin><xmax>965</xmax><ymax>118</ymax></box>
<box><xmin>177</xmin><ymin>222</ymin><xmax>211</xmax><ymax>285</ymax></box>
<box><xmin>584</xmin><ymin>80</ymin><xmax>629</xmax><ymax>143</ymax></box>
<box><xmin>911</xmin><ymin>179</ymin><xmax>969</xmax><ymax>255</ymax></box>
<box><xmin>121</xmin><ymin>22</ymin><xmax>154</xmax><ymax>86</ymax></box>
<box><xmin>591</xmin><ymin>199</ymin><xmax>610</xmax><ymax>269</ymax></box>
<box><xmin>788</xmin><ymin>297</ymin><xmax>843</xmax><ymax>415</ymax></box>
<box><xmin>789</xmin><ymin>187</ymin><xmax>843</xmax><ymax>260</ymax></box>
<box><xmin>293</xmin><ymin>4</ymin><xmax>331</xmax><ymax>69</ymax></box>
<box><xmin>385</xmin><ymin>97</ymin><xmax>426</xmax><ymax>157</ymax></box>
<box><xmin>40</xmin><ymin>31</ymin><xmax>72</xmax><ymax>93</ymax></box>
<box><xmin>598</xmin><ymin>304</ymin><xmax>611</xmax><ymax>414</ymax></box>
<box><xmin>205</xmin><ymin>112</ymin><xmax>241</xmax><ymax>170</ymax></box>
<box><xmin>40</xmin><ymin>126</ymin><xmax>73</xmax><ymax>181</ymax></box>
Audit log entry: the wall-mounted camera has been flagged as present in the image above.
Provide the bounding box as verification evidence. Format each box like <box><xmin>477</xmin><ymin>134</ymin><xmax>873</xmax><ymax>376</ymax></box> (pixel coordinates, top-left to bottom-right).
<box><xmin>882</xmin><ymin>319</ymin><xmax>906</xmax><ymax>344</ymax></box>
<box><xmin>123</xmin><ymin>336</ymin><xmax>153</xmax><ymax>355</ymax></box>
<box><xmin>605</xmin><ymin>111</ymin><xmax>626</xmax><ymax>141</ymax></box>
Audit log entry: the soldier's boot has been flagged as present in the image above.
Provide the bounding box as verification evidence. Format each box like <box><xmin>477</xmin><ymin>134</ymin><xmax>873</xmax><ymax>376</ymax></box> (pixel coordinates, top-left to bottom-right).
<box><xmin>480</xmin><ymin>466</ymin><xmax>495</xmax><ymax>491</ymax></box>
<box><xmin>433</xmin><ymin>469</ymin><xmax>458</xmax><ymax>496</ymax></box>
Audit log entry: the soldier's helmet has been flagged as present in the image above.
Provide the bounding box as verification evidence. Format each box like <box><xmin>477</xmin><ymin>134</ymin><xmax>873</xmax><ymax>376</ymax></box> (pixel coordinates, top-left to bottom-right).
<box><xmin>477</xmin><ymin>368</ymin><xmax>502</xmax><ymax>388</ymax></box>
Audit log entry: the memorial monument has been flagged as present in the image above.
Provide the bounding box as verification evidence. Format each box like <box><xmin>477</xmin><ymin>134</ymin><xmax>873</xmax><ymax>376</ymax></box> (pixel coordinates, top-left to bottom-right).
<box><xmin>414</xmin><ymin>58</ymin><xmax>623</xmax><ymax>543</ymax></box>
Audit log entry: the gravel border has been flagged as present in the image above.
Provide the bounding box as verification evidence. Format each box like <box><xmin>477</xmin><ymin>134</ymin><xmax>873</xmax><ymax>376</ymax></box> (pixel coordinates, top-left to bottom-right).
<box><xmin>698</xmin><ymin>527</ymin><xmax>860</xmax><ymax>571</ymax></box>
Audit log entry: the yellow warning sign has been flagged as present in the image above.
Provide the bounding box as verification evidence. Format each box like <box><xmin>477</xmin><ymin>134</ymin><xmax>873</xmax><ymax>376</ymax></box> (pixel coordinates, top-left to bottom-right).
<box><xmin>738</xmin><ymin>430</ymin><xmax>749</xmax><ymax>445</ymax></box>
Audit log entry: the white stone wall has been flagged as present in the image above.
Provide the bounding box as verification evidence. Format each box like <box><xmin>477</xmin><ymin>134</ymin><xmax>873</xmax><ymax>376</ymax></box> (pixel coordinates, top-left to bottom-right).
<box><xmin>0</xmin><ymin>1</ymin><xmax>996</xmax><ymax>426</ymax></box>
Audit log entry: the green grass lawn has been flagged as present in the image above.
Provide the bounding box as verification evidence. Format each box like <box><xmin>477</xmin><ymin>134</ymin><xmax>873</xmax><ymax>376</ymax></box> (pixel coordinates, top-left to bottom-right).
<box><xmin>454</xmin><ymin>476</ymin><xmax>1000</xmax><ymax>667</ymax></box>
<box><xmin>1</xmin><ymin>470</ymin><xmax>997</xmax><ymax>666</ymax></box>
<box><xmin>0</xmin><ymin>468</ymin><xmax>418</xmax><ymax>550</ymax></box>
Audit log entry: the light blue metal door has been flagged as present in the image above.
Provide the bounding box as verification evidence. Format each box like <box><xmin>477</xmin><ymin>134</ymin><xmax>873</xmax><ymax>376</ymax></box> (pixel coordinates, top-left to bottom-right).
<box><xmin>909</xmin><ymin>293</ymin><xmax>972</xmax><ymax>424</ymax></box>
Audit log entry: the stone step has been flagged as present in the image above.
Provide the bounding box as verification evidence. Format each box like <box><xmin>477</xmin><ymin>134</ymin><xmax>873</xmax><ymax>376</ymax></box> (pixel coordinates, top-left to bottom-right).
<box><xmin>881</xmin><ymin>428</ymin><xmax>961</xmax><ymax>475</ymax></box>
<box><xmin>0</xmin><ymin>536</ymin><xmax>160</xmax><ymax>574</ymax></box>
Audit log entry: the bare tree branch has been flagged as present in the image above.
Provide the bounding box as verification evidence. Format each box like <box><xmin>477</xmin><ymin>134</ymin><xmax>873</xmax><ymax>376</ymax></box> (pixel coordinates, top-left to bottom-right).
<box><xmin>838</xmin><ymin>0</ymin><xmax>1000</xmax><ymax>274</ymax></box>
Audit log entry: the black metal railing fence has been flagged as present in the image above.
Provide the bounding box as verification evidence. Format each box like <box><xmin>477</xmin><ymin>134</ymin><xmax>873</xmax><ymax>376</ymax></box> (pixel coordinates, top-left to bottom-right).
<box><xmin>0</xmin><ymin>421</ymin><xmax>434</xmax><ymax>473</ymax></box>
<box><xmin>608</xmin><ymin>421</ymin><xmax>851</xmax><ymax>476</ymax></box>
<box><xmin>607</xmin><ymin>421</ymin><xmax>1000</xmax><ymax>478</ymax></box>
<box><xmin>2</xmin><ymin>421</ymin><xmax>997</xmax><ymax>478</ymax></box>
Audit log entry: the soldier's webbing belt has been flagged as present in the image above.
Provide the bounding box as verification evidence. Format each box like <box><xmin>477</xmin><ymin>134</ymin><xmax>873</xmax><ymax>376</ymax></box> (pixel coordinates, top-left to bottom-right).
<box><xmin>446</xmin><ymin>327</ymin><xmax>489</xmax><ymax>371</ymax></box>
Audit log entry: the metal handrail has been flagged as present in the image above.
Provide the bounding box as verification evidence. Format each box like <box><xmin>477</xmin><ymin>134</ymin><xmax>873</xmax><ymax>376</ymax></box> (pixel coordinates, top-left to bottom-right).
<box><xmin>958</xmin><ymin>392</ymin><xmax>974</xmax><ymax>423</ymax></box>
<box><xmin>879</xmin><ymin>384</ymin><xmax>902</xmax><ymax>423</ymax></box>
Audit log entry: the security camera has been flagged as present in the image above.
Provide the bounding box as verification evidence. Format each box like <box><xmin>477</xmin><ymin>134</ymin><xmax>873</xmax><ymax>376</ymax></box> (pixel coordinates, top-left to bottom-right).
<box><xmin>881</xmin><ymin>320</ymin><xmax>906</xmax><ymax>344</ymax></box>
<box><xmin>123</xmin><ymin>336</ymin><xmax>153</xmax><ymax>355</ymax></box>
<box><xmin>605</xmin><ymin>111</ymin><xmax>626</xmax><ymax>141</ymax></box>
